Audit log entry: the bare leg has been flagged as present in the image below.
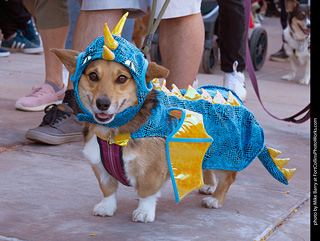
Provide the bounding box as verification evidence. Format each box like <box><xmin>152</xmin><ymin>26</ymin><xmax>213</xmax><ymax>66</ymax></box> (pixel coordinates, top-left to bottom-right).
<box><xmin>66</xmin><ymin>9</ymin><xmax>124</xmax><ymax>90</ymax></box>
<box><xmin>159</xmin><ymin>13</ymin><xmax>204</xmax><ymax>89</ymax></box>
<box><xmin>39</xmin><ymin>26</ymin><xmax>69</xmax><ymax>88</ymax></box>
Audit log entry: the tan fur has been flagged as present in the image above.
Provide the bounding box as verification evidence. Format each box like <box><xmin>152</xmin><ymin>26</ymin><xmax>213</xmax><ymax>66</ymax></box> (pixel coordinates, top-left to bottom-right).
<box><xmin>91</xmin><ymin>163</ymin><xmax>119</xmax><ymax>197</ymax></box>
<box><xmin>203</xmin><ymin>170</ymin><xmax>237</xmax><ymax>207</ymax></box>
<box><xmin>122</xmin><ymin>138</ymin><xmax>169</xmax><ymax>198</ymax></box>
<box><xmin>132</xmin><ymin>8</ymin><xmax>150</xmax><ymax>49</ymax></box>
<box><xmin>52</xmin><ymin>48</ymin><xmax>237</xmax><ymax>222</ymax></box>
<box><xmin>78</xmin><ymin>60</ymin><xmax>138</xmax><ymax>122</ymax></box>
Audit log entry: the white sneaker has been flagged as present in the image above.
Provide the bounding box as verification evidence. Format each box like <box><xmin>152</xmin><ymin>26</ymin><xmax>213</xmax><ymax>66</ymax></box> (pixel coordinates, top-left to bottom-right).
<box><xmin>223</xmin><ymin>61</ymin><xmax>247</xmax><ymax>102</ymax></box>
<box><xmin>192</xmin><ymin>78</ymin><xmax>199</xmax><ymax>88</ymax></box>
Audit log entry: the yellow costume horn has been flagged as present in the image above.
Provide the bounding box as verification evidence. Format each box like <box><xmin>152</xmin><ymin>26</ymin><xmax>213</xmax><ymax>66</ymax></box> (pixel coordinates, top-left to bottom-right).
<box><xmin>112</xmin><ymin>12</ymin><xmax>129</xmax><ymax>36</ymax></box>
<box><xmin>102</xmin><ymin>45</ymin><xmax>115</xmax><ymax>60</ymax></box>
<box><xmin>103</xmin><ymin>23</ymin><xmax>118</xmax><ymax>50</ymax></box>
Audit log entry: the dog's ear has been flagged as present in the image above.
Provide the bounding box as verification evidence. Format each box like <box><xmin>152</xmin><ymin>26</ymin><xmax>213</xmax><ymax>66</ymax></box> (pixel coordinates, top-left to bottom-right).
<box><xmin>145</xmin><ymin>62</ymin><xmax>169</xmax><ymax>82</ymax></box>
<box><xmin>50</xmin><ymin>48</ymin><xmax>79</xmax><ymax>76</ymax></box>
<box><xmin>285</xmin><ymin>0</ymin><xmax>299</xmax><ymax>13</ymax></box>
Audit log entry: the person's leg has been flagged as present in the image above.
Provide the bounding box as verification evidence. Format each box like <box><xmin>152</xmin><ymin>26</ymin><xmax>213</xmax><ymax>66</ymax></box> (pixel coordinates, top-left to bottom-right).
<box><xmin>35</xmin><ymin>0</ymin><xmax>70</xmax><ymax>89</ymax></box>
<box><xmin>217</xmin><ymin>0</ymin><xmax>247</xmax><ymax>101</ymax></box>
<box><xmin>15</xmin><ymin>0</ymin><xmax>70</xmax><ymax>111</ymax></box>
<box><xmin>0</xmin><ymin>0</ymin><xmax>31</xmax><ymax>39</ymax></box>
<box><xmin>0</xmin><ymin>0</ymin><xmax>42</xmax><ymax>54</ymax></box>
<box><xmin>159</xmin><ymin>13</ymin><xmax>204</xmax><ymax>89</ymax></box>
<box><xmin>38</xmin><ymin>26</ymin><xmax>69</xmax><ymax>88</ymax></box>
<box><xmin>217</xmin><ymin>0</ymin><xmax>246</xmax><ymax>73</ymax></box>
<box><xmin>269</xmin><ymin>0</ymin><xmax>289</xmax><ymax>62</ymax></box>
<box><xmin>154</xmin><ymin>0</ymin><xmax>203</xmax><ymax>89</ymax></box>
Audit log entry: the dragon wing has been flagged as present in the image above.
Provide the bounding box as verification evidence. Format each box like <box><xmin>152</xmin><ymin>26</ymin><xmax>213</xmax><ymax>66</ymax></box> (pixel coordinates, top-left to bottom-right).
<box><xmin>166</xmin><ymin>108</ymin><xmax>213</xmax><ymax>202</ymax></box>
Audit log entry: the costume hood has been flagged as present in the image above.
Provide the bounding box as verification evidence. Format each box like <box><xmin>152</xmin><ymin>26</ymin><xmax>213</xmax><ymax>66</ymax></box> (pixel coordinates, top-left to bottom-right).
<box><xmin>70</xmin><ymin>13</ymin><xmax>151</xmax><ymax>127</ymax></box>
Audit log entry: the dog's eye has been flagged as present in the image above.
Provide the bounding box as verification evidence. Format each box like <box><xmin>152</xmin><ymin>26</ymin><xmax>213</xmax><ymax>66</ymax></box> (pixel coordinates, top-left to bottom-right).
<box><xmin>89</xmin><ymin>72</ymin><xmax>99</xmax><ymax>82</ymax></box>
<box><xmin>116</xmin><ymin>75</ymin><xmax>128</xmax><ymax>84</ymax></box>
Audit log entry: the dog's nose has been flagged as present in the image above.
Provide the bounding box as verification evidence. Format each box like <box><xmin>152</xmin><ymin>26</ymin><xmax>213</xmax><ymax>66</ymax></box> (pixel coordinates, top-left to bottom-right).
<box><xmin>96</xmin><ymin>98</ymin><xmax>111</xmax><ymax>111</ymax></box>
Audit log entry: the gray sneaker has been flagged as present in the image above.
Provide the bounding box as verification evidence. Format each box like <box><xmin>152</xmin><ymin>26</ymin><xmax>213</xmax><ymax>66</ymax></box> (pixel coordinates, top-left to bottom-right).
<box><xmin>1</xmin><ymin>31</ymin><xmax>43</xmax><ymax>54</ymax></box>
<box><xmin>26</xmin><ymin>104</ymin><xmax>83</xmax><ymax>145</ymax></box>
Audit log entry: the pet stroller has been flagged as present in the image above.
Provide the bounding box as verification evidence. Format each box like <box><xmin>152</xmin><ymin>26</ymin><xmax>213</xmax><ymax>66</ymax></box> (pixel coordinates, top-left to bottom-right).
<box><xmin>150</xmin><ymin>0</ymin><xmax>268</xmax><ymax>73</ymax></box>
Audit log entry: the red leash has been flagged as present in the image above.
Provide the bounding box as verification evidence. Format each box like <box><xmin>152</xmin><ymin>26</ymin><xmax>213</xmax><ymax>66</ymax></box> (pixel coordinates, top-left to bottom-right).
<box><xmin>244</xmin><ymin>0</ymin><xmax>310</xmax><ymax>123</ymax></box>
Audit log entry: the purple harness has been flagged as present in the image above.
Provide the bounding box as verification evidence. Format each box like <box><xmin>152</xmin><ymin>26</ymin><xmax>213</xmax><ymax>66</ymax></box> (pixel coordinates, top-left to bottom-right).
<box><xmin>97</xmin><ymin>137</ymin><xmax>131</xmax><ymax>186</ymax></box>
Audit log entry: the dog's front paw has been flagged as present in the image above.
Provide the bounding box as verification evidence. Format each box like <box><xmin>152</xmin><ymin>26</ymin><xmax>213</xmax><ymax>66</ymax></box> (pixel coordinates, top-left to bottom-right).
<box><xmin>93</xmin><ymin>195</ymin><xmax>117</xmax><ymax>217</ymax></box>
<box><xmin>201</xmin><ymin>197</ymin><xmax>222</xmax><ymax>209</ymax></box>
<box><xmin>199</xmin><ymin>184</ymin><xmax>216</xmax><ymax>195</ymax></box>
<box><xmin>281</xmin><ymin>73</ymin><xmax>295</xmax><ymax>81</ymax></box>
<box><xmin>132</xmin><ymin>208</ymin><xmax>155</xmax><ymax>223</ymax></box>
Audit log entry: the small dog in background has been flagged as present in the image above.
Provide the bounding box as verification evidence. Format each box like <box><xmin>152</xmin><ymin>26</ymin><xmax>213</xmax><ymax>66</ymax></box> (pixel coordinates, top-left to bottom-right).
<box><xmin>282</xmin><ymin>0</ymin><xmax>310</xmax><ymax>85</ymax></box>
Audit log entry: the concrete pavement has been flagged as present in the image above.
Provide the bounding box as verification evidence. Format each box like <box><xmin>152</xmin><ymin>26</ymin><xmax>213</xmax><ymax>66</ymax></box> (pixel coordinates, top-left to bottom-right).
<box><xmin>0</xmin><ymin>17</ymin><xmax>311</xmax><ymax>240</ymax></box>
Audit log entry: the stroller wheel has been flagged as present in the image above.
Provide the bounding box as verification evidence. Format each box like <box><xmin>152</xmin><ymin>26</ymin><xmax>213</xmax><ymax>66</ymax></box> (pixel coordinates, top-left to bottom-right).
<box><xmin>201</xmin><ymin>39</ymin><xmax>219</xmax><ymax>74</ymax></box>
<box><xmin>249</xmin><ymin>27</ymin><xmax>268</xmax><ymax>71</ymax></box>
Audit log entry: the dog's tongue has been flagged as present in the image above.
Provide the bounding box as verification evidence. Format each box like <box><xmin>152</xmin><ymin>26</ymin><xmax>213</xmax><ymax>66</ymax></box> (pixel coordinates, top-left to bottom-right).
<box><xmin>97</xmin><ymin>113</ymin><xmax>112</xmax><ymax>119</ymax></box>
<box><xmin>304</xmin><ymin>29</ymin><xmax>310</xmax><ymax>35</ymax></box>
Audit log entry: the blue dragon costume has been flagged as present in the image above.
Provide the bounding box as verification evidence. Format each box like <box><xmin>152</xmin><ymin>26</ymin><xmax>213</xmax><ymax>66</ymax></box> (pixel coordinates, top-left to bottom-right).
<box><xmin>70</xmin><ymin>13</ymin><xmax>296</xmax><ymax>202</ymax></box>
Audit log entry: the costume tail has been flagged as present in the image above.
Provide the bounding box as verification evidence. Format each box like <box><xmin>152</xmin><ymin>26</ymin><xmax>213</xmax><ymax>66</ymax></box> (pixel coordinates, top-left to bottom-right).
<box><xmin>258</xmin><ymin>146</ymin><xmax>296</xmax><ymax>185</ymax></box>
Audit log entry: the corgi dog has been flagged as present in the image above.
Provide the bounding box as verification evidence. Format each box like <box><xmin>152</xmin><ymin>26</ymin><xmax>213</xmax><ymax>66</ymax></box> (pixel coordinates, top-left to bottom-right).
<box><xmin>51</xmin><ymin>14</ymin><xmax>294</xmax><ymax>223</ymax></box>
<box><xmin>52</xmin><ymin>48</ymin><xmax>237</xmax><ymax>223</ymax></box>
<box><xmin>282</xmin><ymin>0</ymin><xmax>310</xmax><ymax>85</ymax></box>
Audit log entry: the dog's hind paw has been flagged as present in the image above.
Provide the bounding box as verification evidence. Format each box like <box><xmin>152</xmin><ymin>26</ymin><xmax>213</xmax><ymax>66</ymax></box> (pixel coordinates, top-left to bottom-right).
<box><xmin>132</xmin><ymin>209</ymin><xmax>155</xmax><ymax>223</ymax></box>
<box><xmin>201</xmin><ymin>197</ymin><xmax>222</xmax><ymax>209</ymax></box>
<box><xmin>93</xmin><ymin>194</ymin><xmax>117</xmax><ymax>217</ymax></box>
<box><xmin>199</xmin><ymin>184</ymin><xmax>216</xmax><ymax>195</ymax></box>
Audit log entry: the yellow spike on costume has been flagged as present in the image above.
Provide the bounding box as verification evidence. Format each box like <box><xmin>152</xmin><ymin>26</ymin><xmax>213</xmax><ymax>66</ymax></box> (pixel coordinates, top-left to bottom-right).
<box><xmin>151</xmin><ymin>78</ymin><xmax>162</xmax><ymax>91</ymax></box>
<box><xmin>273</xmin><ymin>158</ymin><xmax>290</xmax><ymax>169</ymax></box>
<box><xmin>279</xmin><ymin>168</ymin><xmax>296</xmax><ymax>181</ymax></box>
<box><xmin>267</xmin><ymin>147</ymin><xmax>282</xmax><ymax>159</ymax></box>
<box><xmin>112</xmin><ymin>12</ymin><xmax>129</xmax><ymax>36</ymax></box>
<box><xmin>170</xmin><ymin>84</ymin><xmax>186</xmax><ymax>100</ymax></box>
<box><xmin>200</xmin><ymin>88</ymin><xmax>213</xmax><ymax>103</ymax></box>
<box><xmin>267</xmin><ymin>147</ymin><xmax>295</xmax><ymax>181</ymax></box>
<box><xmin>102</xmin><ymin>45</ymin><xmax>115</xmax><ymax>60</ymax></box>
<box><xmin>161</xmin><ymin>80</ymin><xmax>171</xmax><ymax>95</ymax></box>
<box><xmin>212</xmin><ymin>91</ymin><xmax>227</xmax><ymax>104</ymax></box>
<box><xmin>226</xmin><ymin>91</ymin><xmax>241</xmax><ymax>106</ymax></box>
<box><xmin>103</xmin><ymin>23</ymin><xmax>118</xmax><ymax>50</ymax></box>
<box><xmin>184</xmin><ymin>85</ymin><xmax>202</xmax><ymax>100</ymax></box>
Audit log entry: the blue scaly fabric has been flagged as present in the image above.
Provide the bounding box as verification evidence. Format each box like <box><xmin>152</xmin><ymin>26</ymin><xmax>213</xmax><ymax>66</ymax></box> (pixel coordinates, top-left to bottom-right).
<box><xmin>130</xmin><ymin>86</ymin><xmax>265</xmax><ymax>172</ymax></box>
